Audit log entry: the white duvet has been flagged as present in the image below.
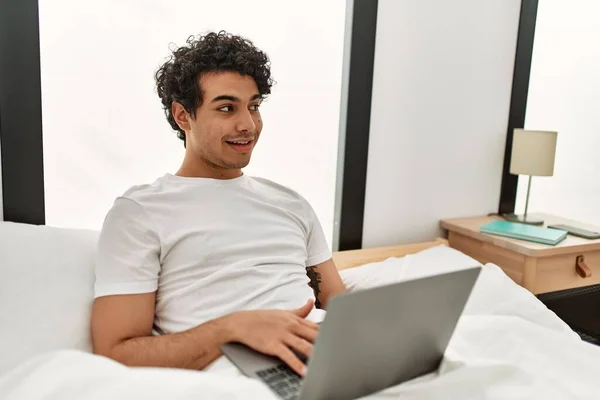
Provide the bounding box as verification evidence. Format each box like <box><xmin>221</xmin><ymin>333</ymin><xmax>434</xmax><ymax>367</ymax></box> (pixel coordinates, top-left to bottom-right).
<box><xmin>2</xmin><ymin>246</ymin><xmax>600</xmax><ymax>399</ymax></box>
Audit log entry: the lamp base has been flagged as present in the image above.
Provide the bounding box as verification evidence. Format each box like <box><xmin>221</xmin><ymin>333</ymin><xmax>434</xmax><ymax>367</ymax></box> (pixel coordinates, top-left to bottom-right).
<box><xmin>502</xmin><ymin>213</ymin><xmax>544</xmax><ymax>226</ymax></box>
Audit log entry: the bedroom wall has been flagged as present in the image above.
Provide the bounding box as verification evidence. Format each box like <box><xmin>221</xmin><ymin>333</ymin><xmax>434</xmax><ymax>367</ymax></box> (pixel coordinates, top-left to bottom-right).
<box><xmin>362</xmin><ymin>0</ymin><xmax>522</xmax><ymax>248</ymax></box>
<box><xmin>38</xmin><ymin>0</ymin><xmax>346</xmax><ymax>245</ymax></box>
<box><xmin>516</xmin><ymin>0</ymin><xmax>600</xmax><ymax>227</ymax></box>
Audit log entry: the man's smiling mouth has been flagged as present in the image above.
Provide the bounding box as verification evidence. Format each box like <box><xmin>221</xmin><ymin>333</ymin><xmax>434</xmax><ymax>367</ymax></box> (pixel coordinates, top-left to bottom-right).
<box><xmin>227</xmin><ymin>139</ymin><xmax>252</xmax><ymax>145</ymax></box>
<box><xmin>225</xmin><ymin>138</ymin><xmax>255</xmax><ymax>153</ymax></box>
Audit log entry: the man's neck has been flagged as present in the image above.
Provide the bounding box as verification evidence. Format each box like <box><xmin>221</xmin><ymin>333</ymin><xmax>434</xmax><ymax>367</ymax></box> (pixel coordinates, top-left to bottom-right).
<box><xmin>176</xmin><ymin>157</ymin><xmax>242</xmax><ymax>180</ymax></box>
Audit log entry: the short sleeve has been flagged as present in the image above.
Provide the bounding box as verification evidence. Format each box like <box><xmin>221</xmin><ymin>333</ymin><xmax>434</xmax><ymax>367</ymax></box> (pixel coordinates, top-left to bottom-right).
<box><xmin>305</xmin><ymin>205</ymin><xmax>332</xmax><ymax>267</ymax></box>
<box><xmin>94</xmin><ymin>197</ymin><xmax>161</xmax><ymax>298</ymax></box>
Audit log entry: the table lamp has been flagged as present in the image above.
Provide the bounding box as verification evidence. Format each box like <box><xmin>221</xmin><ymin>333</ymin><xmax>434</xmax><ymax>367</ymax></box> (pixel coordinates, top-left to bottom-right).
<box><xmin>503</xmin><ymin>129</ymin><xmax>557</xmax><ymax>225</ymax></box>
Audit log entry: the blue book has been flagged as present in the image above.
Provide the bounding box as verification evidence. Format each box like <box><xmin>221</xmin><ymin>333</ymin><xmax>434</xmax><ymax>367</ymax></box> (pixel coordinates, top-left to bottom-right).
<box><xmin>480</xmin><ymin>220</ymin><xmax>568</xmax><ymax>246</ymax></box>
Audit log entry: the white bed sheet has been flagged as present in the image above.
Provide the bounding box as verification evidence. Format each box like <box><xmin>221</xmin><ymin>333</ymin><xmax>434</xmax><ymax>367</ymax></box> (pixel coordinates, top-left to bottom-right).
<box><xmin>2</xmin><ymin>246</ymin><xmax>599</xmax><ymax>399</ymax></box>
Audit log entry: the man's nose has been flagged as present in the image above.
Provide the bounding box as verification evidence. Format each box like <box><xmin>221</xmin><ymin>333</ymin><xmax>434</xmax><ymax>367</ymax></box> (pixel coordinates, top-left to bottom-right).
<box><xmin>236</xmin><ymin>109</ymin><xmax>256</xmax><ymax>133</ymax></box>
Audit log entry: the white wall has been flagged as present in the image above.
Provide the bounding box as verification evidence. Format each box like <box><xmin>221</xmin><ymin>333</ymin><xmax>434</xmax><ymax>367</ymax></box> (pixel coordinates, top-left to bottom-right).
<box><xmin>362</xmin><ymin>0</ymin><xmax>521</xmax><ymax>248</ymax></box>
<box><xmin>516</xmin><ymin>0</ymin><xmax>600</xmax><ymax>226</ymax></box>
<box><xmin>38</xmin><ymin>0</ymin><xmax>346</xmax><ymax>245</ymax></box>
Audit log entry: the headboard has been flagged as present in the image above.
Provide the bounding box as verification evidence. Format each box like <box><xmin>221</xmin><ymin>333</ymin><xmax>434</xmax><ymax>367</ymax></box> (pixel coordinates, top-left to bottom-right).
<box><xmin>332</xmin><ymin>238</ymin><xmax>448</xmax><ymax>270</ymax></box>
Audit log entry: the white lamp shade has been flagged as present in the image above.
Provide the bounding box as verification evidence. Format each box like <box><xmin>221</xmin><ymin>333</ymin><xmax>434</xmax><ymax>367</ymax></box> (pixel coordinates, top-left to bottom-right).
<box><xmin>510</xmin><ymin>129</ymin><xmax>557</xmax><ymax>176</ymax></box>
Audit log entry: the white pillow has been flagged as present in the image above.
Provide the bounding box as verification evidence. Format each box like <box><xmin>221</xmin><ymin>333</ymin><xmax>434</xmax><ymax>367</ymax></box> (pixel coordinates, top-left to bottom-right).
<box><xmin>340</xmin><ymin>245</ymin><xmax>481</xmax><ymax>291</ymax></box>
<box><xmin>339</xmin><ymin>245</ymin><xmax>577</xmax><ymax>337</ymax></box>
<box><xmin>0</xmin><ymin>221</ymin><xmax>99</xmax><ymax>376</ymax></box>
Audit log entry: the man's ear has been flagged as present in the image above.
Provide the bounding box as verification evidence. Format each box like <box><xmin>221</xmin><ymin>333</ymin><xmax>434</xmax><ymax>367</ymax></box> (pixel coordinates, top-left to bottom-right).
<box><xmin>172</xmin><ymin>102</ymin><xmax>192</xmax><ymax>132</ymax></box>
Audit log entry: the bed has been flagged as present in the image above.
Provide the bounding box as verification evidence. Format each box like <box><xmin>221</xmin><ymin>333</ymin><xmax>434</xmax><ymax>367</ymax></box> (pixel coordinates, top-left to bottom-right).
<box><xmin>333</xmin><ymin>237</ymin><xmax>450</xmax><ymax>270</ymax></box>
<box><xmin>1</xmin><ymin>224</ymin><xmax>600</xmax><ymax>400</ymax></box>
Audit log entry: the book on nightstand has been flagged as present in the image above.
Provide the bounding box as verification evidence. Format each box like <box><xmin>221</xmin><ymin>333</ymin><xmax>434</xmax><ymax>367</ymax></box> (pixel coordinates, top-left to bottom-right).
<box><xmin>480</xmin><ymin>220</ymin><xmax>568</xmax><ymax>246</ymax></box>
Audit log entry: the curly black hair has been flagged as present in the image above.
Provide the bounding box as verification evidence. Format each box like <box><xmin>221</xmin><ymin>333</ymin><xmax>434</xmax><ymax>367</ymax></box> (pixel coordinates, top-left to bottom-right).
<box><xmin>155</xmin><ymin>31</ymin><xmax>274</xmax><ymax>146</ymax></box>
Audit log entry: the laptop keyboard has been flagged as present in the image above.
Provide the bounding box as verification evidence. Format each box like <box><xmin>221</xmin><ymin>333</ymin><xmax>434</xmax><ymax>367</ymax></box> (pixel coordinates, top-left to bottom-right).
<box><xmin>256</xmin><ymin>364</ymin><xmax>302</xmax><ymax>399</ymax></box>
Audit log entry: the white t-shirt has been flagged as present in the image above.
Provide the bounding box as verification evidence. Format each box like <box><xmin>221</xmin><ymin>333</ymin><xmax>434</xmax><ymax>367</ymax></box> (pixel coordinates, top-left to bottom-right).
<box><xmin>94</xmin><ymin>173</ymin><xmax>332</xmax><ymax>337</ymax></box>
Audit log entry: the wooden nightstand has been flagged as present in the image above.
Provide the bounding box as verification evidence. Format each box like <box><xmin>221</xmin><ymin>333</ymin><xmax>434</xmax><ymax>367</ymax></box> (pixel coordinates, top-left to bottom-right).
<box><xmin>440</xmin><ymin>214</ymin><xmax>600</xmax><ymax>295</ymax></box>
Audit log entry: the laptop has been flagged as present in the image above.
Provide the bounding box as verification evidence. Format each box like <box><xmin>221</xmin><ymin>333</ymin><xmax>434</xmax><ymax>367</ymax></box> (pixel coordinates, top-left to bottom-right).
<box><xmin>221</xmin><ymin>266</ymin><xmax>481</xmax><ymax>400</ymax></box>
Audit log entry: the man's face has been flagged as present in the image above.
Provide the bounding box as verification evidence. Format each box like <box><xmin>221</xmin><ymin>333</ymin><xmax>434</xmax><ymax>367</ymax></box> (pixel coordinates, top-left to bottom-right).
<box><xmin>175</xmin><ymin>72</ymin><xmax>263</xmax><ymax>173</ymax></box>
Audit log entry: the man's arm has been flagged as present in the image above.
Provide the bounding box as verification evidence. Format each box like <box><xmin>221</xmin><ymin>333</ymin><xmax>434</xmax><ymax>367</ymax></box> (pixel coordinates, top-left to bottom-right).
<box><xmin>91</xmin><ymin>292</ymin><xmax>228</xmax><ymax>369</ymax></box>
<box><xmin>91</xmin><ymin>293</ymin><xmax>319</xmax><ymax>376</ymax></box>
<box><xmin>306</xmin><ymin>258</ymin><xmax>347</xmax><ymax>309</ymax></box>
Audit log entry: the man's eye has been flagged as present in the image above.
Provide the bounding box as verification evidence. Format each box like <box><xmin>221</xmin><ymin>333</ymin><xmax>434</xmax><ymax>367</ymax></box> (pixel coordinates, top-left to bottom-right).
<box><xmin>250</xmin><ymin>104</ymin><xmax>261</xmax><ymax>111</ymax></box>
<box><xmin>218</xmin><ymin>105</ymin><xmax>233</xmax><ymax>112</ymax></box>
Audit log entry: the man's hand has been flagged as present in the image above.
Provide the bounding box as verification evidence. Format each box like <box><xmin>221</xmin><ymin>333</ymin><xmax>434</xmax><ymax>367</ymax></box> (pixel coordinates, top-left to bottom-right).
<box><xmin>227</xmin><ymin>299</ymin><xmax>318</xmax><ymax>376</ymax></box>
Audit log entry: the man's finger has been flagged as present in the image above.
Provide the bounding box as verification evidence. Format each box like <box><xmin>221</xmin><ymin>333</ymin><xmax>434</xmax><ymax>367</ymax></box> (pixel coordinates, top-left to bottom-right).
<box><xmin>284</xmin><ymin>334</ymin><xmax>313</xmax><ymax>358</ymax></box>
<box><xmin>298</xmin><ymin>318</ymin><xmax>319</xmax><ymax>331</ymax></box>
<box><xmin>276</xmin><ymin>344</ymin><xmax>307</xmax><ymax>377</ymax></box>
<box><xmin>292</xmin><ymin>322</ymin><xmax>319</xmax><ymax>343</ymax></box>
<box><xmin>292</xmin><ymin>299</ymin><xmax>314</xmax><ymax>318</ymax></box>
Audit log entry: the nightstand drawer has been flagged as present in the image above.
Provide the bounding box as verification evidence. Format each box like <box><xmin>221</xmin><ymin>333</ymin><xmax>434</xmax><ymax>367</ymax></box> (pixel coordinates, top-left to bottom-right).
<box><xmin>448</xmin><ymin>232</ymin><xmax>525</xmax><ymax>285</ymax></box>
<box><xmin>536</xmin><ymin>250</ymin><xmax>600</xmax><ymax>294</ymax></box>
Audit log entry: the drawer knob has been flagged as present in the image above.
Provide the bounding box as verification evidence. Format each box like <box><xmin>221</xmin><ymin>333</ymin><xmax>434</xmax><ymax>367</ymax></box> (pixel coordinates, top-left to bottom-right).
<box><xmin>576</xmin><ymin>255</ymin><xmax>592</xmax><ymax>279</ymax></box>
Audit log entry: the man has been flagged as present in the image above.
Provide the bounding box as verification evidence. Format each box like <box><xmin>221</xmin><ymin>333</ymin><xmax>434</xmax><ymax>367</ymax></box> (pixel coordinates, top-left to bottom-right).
<box><xmin>91</xmin><ymin>31</ymin><xmax>346</xmax><ymax>378</ymax></box>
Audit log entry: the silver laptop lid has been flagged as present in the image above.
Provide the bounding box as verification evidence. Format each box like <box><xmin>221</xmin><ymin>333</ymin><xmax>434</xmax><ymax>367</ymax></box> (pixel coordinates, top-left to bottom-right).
<box><xmin>298</xmin><ymin>266</ymin><xmax>481</xmax><ymax>400</ymax></box>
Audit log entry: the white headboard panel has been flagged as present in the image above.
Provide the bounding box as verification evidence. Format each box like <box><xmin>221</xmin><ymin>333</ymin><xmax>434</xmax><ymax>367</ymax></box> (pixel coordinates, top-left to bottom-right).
<box><xmin>363</xmin><ymin>0</ymin><xmax>521</xmax><ymax>247</ymax></box>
